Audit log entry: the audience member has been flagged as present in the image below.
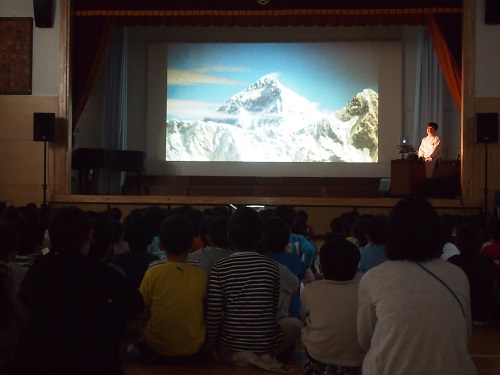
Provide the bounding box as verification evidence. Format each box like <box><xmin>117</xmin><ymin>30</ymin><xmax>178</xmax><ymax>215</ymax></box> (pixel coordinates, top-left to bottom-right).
<box><xmin>111</xmin><ymin>211</ymin><xmax>160</xmax><ymax>288</ymax></box>
<box><xmin>274</xmin><ymin>205</ymin><xmax>317</xmax><ymax>270</ymax></box>
<box><xmin>324</xmin><ymin>217</ymin><xmax>345</xmax><ymax>242</ymax></box>
<box><xmin>357</xmin><ymin>196</ymin><xmax>477</xmax><ymax>375</ymax></box>
<box><xmin>449</xmin><ymin>219</ymin><xmax>496</xmax><ymax>325</ymax></box>
<box><xmin>142</xmin><ymin>205</ymin><xmax>169</xmax><ymax>259</ymax></box>
<box><xmin>482</xmin><ymin>217</ymin><xmax>500</xmax><ymax>274</ymax></box>
<box><xmin>206</xmin><ymin>207</ymin><xmax>299</xmax><ymax>370</ymax></box>
<box><xmin>292</xmin><ymin>210</ymin><xmax>316</xmax><ymax>245</ymax></box>
<box><xmin>301</xmin><ymin>238</ymin><xmax>365</xmax><ymax>375</ymax></box>
<box><xmin>340</xmin><ymin>210</ymin><xmax>360</xmax><ymax>241</ymax></box>
<box><xmin>263</xmin><ymin>217</ymin><xmax>307</xmax><ymax>319</ymax></box>
<box><xmin>184</xmin><ymin>208</ymin><xmax>209</xmax><ymax>252</ymax></box>
<box><xmin>137</xmin><ymin>215</ymin><xmax>208</xmax><ymax>364</ymax></box>
<box><xmin>3</xmin><ymin>206</ymin><xmax>46</xmax><ymax>267</ymax></box>
<box><xmin>189</xmin><ymin>215</ymin><xmax>233</xmax><ymax>272</ymax></box>
<box><xmin>358</xmin><ymin>214</ymin><xmax>387</xmax><ymax>274</ymax></box>
<box><xmin>347</xmin><ymin>215</ymin><xmax>370</xmax><ymax>249</ymax></box>
<box><xmin>0</xmin><ymin>226</ymin><xmax>26</xmax><ymax>367</ymax></box>
<box><xmin>440</xmin><ymin>214</ymin><xmax>460</xmax><ymax>260</ymax></box>
<box><xmin>6</xmin><ymin>206</ymin><xmax>144</xmax><ymax>375</ymax></box>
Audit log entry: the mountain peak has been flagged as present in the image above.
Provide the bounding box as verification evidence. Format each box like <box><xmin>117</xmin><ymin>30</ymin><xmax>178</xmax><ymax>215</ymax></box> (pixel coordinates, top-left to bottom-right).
<box><xmin>247</xmin><ymin>74</ymin><xmax>281</xmax><ymax>90</ymax></box>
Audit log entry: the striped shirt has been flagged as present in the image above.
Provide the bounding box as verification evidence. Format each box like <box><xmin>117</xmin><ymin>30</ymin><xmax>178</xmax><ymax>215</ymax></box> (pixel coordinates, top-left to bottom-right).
<box><xmin>206</xmin><ymin>252</ymin><xmax>283</xmax><ymax>353</ymax></box>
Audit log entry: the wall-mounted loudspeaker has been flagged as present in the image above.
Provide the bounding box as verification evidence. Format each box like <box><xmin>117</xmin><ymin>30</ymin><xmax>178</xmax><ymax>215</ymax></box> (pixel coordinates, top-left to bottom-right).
<box><xmin>475</xmin><ymin>113</ymin><xmax>499</xmax><ymax>143</ymax></box>
<box><xmin>33</xmin><ymin>0</ymin><xmax>54</xmax><ymax>28</ymax></box>
<box><xmin>33</xmin><ymin>113</ymin><xmax>56</xmax><ymax>142</ymax></box>
<box><xmin>485</xmin><ymin>0</ymin><xmax>500</xmax><ymax>24</ymax></box>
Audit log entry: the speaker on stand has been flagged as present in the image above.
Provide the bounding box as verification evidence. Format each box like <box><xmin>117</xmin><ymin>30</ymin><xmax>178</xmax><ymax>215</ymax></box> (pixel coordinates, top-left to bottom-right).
<box><xmin>475</xmin><ymin>112</ymin><xmax>499</xmax><ymax>216</ymax></box>
<box><xmin>33</xmin><ymin>112</ymin><xmax>56</xmax><ymax>209</ymax></box>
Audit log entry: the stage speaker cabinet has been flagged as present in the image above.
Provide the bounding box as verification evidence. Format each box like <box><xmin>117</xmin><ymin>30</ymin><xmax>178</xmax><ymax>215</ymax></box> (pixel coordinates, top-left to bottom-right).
<box><xmin>486</xmin><ymin>0</ymin><xmax>500</xmax><ymax>24</ymax></box>
<box><xmin>475</xmin><ymin>112</ymin><xmax>499</xmax><ymax>143</ymax></box>
<box><xmin>33</xmin><ymin>0</ymin><xmax>54</xmax><ymax>28</ymax></box>
<box><xmin>33</xmin><ymin>113</ymin><xmax>56</xmax><ymax>142</ymax></box>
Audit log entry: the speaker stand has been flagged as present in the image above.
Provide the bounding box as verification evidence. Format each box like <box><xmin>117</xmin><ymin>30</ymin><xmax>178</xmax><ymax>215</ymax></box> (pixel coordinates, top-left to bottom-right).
<box><xmin>42</xmin><ymin>140</ymin><xmax>48</xmax><ymax>210</ymax></box>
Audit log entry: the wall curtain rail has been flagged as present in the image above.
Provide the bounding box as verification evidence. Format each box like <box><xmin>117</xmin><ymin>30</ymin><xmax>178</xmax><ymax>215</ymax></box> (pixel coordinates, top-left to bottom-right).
<box><xmin>74</xmin><ymin>8</ymin><xmax>463</xmax><ymax>17</ymax></box>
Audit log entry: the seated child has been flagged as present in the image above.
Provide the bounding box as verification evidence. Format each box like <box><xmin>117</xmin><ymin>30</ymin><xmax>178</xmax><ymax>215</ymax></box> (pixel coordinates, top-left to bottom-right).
<box><xmin>138</xmin><ymin>215</ymin><xmax>208</xmax><ymax>364</ymax></box>
<box><xmin>189</xmin><ymin>216</ymin><xmax>233</xmax><ymax>272</ymax></box>
<box><xmin>206</xmin><ymin>207</ymin><xmax>298</xmax><ymax>369</ymax></box>
<box><xmin>263</xmin><ymin>217</ymin><xmax>307</xmax><ymax>319</ymax></box>
<box><xmin>301</xmin><ymin>238</ymin><xmax>366</xmax><ymax>375</ymax></box>
<box><xmin>0</xmin><ymin>226</ymin><xmax>27</xmax><ymax>367</ymax></box>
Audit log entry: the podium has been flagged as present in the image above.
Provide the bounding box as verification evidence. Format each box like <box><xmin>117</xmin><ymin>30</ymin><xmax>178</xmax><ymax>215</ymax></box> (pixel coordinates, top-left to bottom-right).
<box><xmin>390</xmin><ymin>159</ymin><xmax>426</xmax><ymax>196</ymax></box>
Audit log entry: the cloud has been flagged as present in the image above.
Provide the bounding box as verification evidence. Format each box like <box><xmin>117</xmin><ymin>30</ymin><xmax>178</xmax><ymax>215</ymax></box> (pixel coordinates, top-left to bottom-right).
<box><xmin>167</xmin><ymin>98</ymin><xmax>221</xmax><ymax>120</ymax></box>
<box><xmin>168</xmin><ymin>69</ymin><xmax>247</xmax><ymax>86</ymax></box>
<box><xmin>195</xmin><ymin>65</ymin><xmax>249</xmax><ymax>73</ymax></box>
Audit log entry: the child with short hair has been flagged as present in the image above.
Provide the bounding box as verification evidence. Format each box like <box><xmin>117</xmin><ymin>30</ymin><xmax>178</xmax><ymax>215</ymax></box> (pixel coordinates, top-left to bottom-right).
<box><xmin>301</xmin><ymin>238</ymin><xmax>366</xmax><ymax>375</ymax></box>
<box><xmin>206</xmin><ymin>207</ymin><xmax>295</xmax><ymax>369</ymax></box>
<box><xmin>138</xmin><ymin>214</ymin><xmax>208</xmax><ymax>364</ymax></box>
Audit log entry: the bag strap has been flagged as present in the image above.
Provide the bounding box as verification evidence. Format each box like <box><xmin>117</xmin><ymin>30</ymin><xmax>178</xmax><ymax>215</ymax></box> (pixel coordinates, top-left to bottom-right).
<box><xmin>416</xmin><ymin>262</ymin><xmax>465</xmax><ymax>317</ymax></box>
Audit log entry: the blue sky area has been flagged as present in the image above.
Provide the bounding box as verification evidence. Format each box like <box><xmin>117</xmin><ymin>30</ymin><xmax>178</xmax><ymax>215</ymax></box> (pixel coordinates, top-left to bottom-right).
<box><xmin>166</xmin><ymin>42</ymin><xmax>379</xmax><ymax>121</ymax></box>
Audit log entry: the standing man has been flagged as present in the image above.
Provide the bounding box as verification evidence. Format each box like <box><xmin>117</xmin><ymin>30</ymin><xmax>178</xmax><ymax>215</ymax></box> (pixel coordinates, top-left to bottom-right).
<box><xmin>418</xmin><ymin>122</ymin><xmax>442</xmax><ymax>178</ymax></box>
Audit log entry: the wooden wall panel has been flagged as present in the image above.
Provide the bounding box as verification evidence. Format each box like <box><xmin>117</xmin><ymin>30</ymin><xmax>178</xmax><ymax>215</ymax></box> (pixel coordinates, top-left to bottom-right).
<box><xmin>0</xmin><ymin>96</ymin><xmax>61</xmax><ymax>206</ymax></box>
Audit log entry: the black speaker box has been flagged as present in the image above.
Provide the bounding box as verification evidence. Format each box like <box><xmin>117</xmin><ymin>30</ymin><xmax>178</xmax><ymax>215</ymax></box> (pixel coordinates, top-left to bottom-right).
<box><xmin>486</xmin><ymin>0</ymin><xmax>500</xmax><ymax>25</ymax></box>
<box><xmin>33</xmin><ymin>113</ymin><xmax>56</xmax><ymax>142</ymax></box>
<box><xmin>33</xmin><ymin>0</ymin><xmax>54</xmax><ymax>28</ymax></box>
<box><xmin>475</xmin><ymin>113</ymin><xmax>499</xmax><ymax>143</ymax></box>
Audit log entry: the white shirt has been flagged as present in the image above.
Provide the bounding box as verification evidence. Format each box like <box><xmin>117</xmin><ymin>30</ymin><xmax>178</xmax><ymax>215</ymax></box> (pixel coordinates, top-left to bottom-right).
<box><xmin>418</xmin><ymin>134</ymin><xmax>442</xmax><ymax>160</ymax></box>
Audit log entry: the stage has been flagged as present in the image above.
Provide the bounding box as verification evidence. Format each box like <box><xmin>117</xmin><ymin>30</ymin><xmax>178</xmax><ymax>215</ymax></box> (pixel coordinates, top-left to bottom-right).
<box><xmin>51</xmin><ymin>193</ymin><xmax>483</xmax><ymax>236</ymax></box>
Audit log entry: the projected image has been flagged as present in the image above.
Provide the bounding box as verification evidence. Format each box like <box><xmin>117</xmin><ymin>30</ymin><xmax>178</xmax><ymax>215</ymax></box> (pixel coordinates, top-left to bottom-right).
<box><xmin>166</xmin><ymin>43</ymin><xmax>379</xmax><ymax>162</ymax></box>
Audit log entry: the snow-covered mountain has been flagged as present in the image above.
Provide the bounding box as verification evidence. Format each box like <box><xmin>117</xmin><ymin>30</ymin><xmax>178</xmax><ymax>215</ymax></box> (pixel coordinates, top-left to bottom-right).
<box><xmin>166</xmin><ymin>74</ymin><xmax>378</xmax><ymax>162</ymax></box>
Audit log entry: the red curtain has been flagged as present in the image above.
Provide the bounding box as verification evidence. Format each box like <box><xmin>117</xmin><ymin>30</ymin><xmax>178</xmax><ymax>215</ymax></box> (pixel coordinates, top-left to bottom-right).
<box><xmin>427</xmin><ymin>14</ymin><xmax>463</xmax><ymax>112</ymax></box>
<box><xmin>71</xmin><ymin>0</ymin><xmax>463</xmax><ymax>127</ymax></box>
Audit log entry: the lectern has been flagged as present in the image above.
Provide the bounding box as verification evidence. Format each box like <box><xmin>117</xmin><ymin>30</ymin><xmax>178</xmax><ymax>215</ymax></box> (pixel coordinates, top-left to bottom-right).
<box><xmin>390</xmin><ymin>159</ymin><xmax>426</xmax><ymax>196</ymax></box>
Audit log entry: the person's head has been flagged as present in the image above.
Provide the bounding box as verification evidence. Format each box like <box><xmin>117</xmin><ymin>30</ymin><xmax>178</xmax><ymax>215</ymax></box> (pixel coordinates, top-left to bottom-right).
<box><xmin>427</xmin><ymin>122</ymin><xmax>438</xmax><ymax>136</ymax></box>
<box><xmin>227</xmin><ymin>207</ymin><xmax>264</xmax><ymax>251</ymax></box>
<box><xmin>205</xmin><ymin>216</ymin><xmax>230</xmax><ymax>248</ymax></box>
<box><xmin>158</xmin><ymin>215</ymin><xmax>195</xmax><ymax>256</ymax></box>
<box><xmin>141</xmin><ymin>205</ymin><xmax>168</xmax><ymax>242</ymax></box>
<box><xmin>122</xmin><ymin>213</ymin><xmax>150</xmax><ymax>253</ymax></box>
<box><xmin>89</xmin><ymin>214</ymin><xmax>115</xmax><ymax>262</ymax></box>
<box><xmin>273</xmin><ymin>205</ymin><xmax>296</xmax><ymax>228</ymax></box>
<box><xmin>456</xmin><ymin>220</ymin><xmax>484</xmax><ymax>255</ymax></box>
<box><xmin>329</xmin><ymin>217</ymin><xmax>344</xmax><ymax>234</ymax></box>
<box><xmin>385</xmin><ymin>196</ymin><xmax>445</xmax><ymax>262</ymax></box>
<box><xmin>350</xmin><ymin>216</ymin><xmax>370</xmax><ymax>248</ymax></box>
<box><xmin>0</xmin><ymin>226</ymin><xmax>17</xmax><ymax>262</ymax></box>
<box><xmin>340</xmin><ymin>209</ymin><xmax>360</xmax><ymax>236</ymax></box>
<box><xmin>365</xmin><ymin>214</ymin><xmax>387</xmax><ymax>245</ymax></box>
<box><xmin>320</xmin><ymin>238</ymin><xmax>360</xmax><ymax>281</ymax></box>
<box><xmin>263</xmin><ymin>217</ymin><xmax>290</xmax><ymax>254</ymax></box>
<box><xmin>47</xmin><ymin>206</ymin><xmax>92</xmax><ymax>256</ymax></box>
<box><xmin>292</xmin><ymin>210</ymin><xmax>309</xmax><ymax>236</ymax></box>
<box><xmin>10</xmin><ymin>206</ymin><xmax>46</xmax><ymax>256</ymax></box>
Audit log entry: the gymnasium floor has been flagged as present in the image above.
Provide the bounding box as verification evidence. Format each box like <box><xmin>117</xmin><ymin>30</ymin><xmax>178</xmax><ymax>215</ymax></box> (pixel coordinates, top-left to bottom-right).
<box><xmin>122</xmin><ymin>320</ymin><xmax>500</xmax><ymax>375</ymax></box>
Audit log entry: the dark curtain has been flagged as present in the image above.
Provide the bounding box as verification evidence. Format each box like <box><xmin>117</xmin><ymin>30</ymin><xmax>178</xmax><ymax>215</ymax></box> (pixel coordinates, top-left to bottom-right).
<box><xmin>71</xmin><ymin>0</ymin><xmax>463</xmax><ymax>128</ymax></box>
